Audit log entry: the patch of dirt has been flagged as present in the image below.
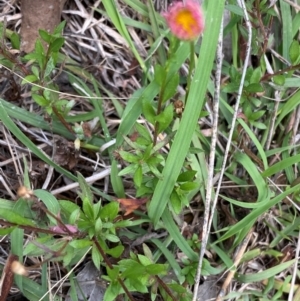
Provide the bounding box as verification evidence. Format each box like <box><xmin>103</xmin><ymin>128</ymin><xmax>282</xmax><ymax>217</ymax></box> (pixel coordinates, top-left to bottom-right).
<box><xmin>21</xmin><ymin>0</ymin><xmax>67</xmax><ymax>52</ymax></box>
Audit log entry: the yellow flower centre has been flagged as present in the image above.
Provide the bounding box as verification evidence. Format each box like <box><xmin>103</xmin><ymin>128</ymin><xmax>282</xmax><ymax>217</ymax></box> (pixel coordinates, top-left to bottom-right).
<box><xmin>175</xmin><ymin>9</ymin><xmax>196</xmax><ymax>34</ymax></box>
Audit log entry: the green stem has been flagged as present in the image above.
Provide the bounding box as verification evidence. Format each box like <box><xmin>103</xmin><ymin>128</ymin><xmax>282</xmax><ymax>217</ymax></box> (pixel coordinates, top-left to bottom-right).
<box><xmin>185</xmin><ymin>41</ymin><xmax>195</xmax><ymax>103</ymax></box>
<box><xmin>153</xmin><ymin>83</ymin><xmax>166</xmax><ymax>146</ymax></box>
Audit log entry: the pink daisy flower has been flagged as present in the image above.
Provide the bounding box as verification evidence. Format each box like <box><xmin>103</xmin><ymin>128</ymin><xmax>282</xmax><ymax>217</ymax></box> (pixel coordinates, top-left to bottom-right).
<box><xmin>163</xmin><ymin>0</ymin><xmax>205</xmax><ymax>41</ymax></box>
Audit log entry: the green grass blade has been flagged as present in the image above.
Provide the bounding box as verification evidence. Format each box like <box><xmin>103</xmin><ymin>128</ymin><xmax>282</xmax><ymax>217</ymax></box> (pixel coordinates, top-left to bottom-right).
<box><xmin>280</xmin><ymin>0</ymin><xmax>293</xmax><ymax>60</ymax></box>
<box><xmin>148</xmin><ymin>0</ymin><xmax>226</xmax><ymax>225</ymax></box>
<box><xmin>236</xmin><ymin>259</ymin><xmax>295</xmax><ymax>283</ymax></box>
<box><xmin>216</xmin><ymin>183</ymin><xmax>300</xmax><ymax>243</ymax></box>
<box><xmin>275</xmin><ymin>90</ymin><xmax>300</xmax><ymax>128</ymax></box>
<box><xmin>101</xmin><ymin>0</ymin><xmax>146</xmax><ymax>72</ymax></box>
<box><xmin>235</xmin><ymin>152</ymin><xmax>269</xmax><ymax>203</ymax></box>
<box><xmin>161</xmin><ymin>209</ymin><xmax>198</xmax><ymax>261</ymax></box>
<box><xmin>262</xmin><ymin>153</ymin><xmax>300</xmax><ymax>178</ymax></box>
<box><xmin>221</xmin><ymin>99</ymin><xmax>268</xmax><ymax>169</ymax></box>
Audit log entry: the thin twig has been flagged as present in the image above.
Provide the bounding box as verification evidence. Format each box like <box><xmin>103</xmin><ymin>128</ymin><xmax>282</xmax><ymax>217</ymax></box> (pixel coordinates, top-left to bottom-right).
<box><xmin>288</xmin><ymin>231</ymin><xmax>300</xmax><ymax>301</ymax></box>
<box><xmin>193</xmin><ymin>0</ymin><xmax>252</xmax><ymax>298</ymax></box>
<box><xmin>216</xmin><ymin>228</ymin><xmax>253</xmax><ymax>301</ymax></box>
<box><xmin>212</xmin><ymin>0</ymin><xmax>252</xmax><ymax>236</ymax></box>
<box><xmin>50</xmin><ymin>167</ymin><xmax>117</xmax><ymax>195</ymax></box>
<box><xmin>192</xmin><ymin>15</ymin><xmax>223</xmax><ymax>301</ymax></box>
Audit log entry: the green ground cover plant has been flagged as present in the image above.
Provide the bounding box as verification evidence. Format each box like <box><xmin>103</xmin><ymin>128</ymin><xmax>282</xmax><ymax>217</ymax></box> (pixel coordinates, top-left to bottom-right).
<box><xmin>1</xmin><ymin>0</ymin><xmax>300</xmax><ymax>300</ymax></box>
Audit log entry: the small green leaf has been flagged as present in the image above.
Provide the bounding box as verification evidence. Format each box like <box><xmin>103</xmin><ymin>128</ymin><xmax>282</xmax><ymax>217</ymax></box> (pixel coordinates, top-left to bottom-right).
<box><xmin>134</xmin><ymin>165</ymin><xmax>143</xmax><ymax>187</ymax></box>
<box><xmin>31</xmin><ymin>66</ymin><xmax>40</xmax><ymax>79</ymax></box>
<box><xmin>21</xmin><ymin>75</ymin><xmax>38</xmax><ymax>85</ymax></box>
<box><xmin>244</xmin><ymin>83</ymin><xmax>264</xmax><ymax>93</ymax></box>
<box><xmin>77</xmin><ymin>172</ymin><xmax>94</xmax><ymax>205</ymax></box>
<box><xmin>154</xmin><ymin>64</ymin><xmax>166</xmax><ymax>85</ymax></box>
<box><xmin>69</xmin><ymin>208</ymin><xmax>81</xmax><ymax>224</ymax></box>
<box><xmin>32</xmin><ymin>94</ymin><xmax>49</xmax><ymax>106</ymax></box>
<box><xmin>180</xmin><ymin>182</ymin><xmax>199</xmax><ymax>191</ymax></box>
<box><xmin>106</xmin><ymin>245</ymin><xmax>124</xmax><ymax>258</ymax></box>
<box><xmin>145</xmin><ymin>263</ymin><xmax>167</xmax><ymax>275</ymax></box>
<box><xmin>251</xmin><ymin>121</ymin><xmax>267</xmax><ymax>130</ymax></box>
<box><xmin>94</xmin><ymin>218</ymin><xmax>102</xmax><ymax>233</ymax></box>
<box><xmin>34</xmin><ymin>189</ymin><xmax>60</xmax><ymax>223</ymax></box>
<box><xmin>118</xmin><ymin>164</ymin><xmax>137</xmax><ymax>176</ymax></box>
<box><xmin>49</xmin><ymin>37</ymin><xmax>65</xmax><ymax>53</ymax></box>
<box><xmin>163</xmin><ymin>73</ymin><xmax>179</xmax><ymax>103</ymax></box>
<box><xmin>92</xmin><ymin>243</ymin><xmax>102</xmax><ymax>269</ymax></box>
<box><xmin>10</xmin><ymin>32</ymin><xmax>20</xmax><ymax>49</ymax></box>
<box><xmin>177</xmin><ymin>170</ymin><xmax>197</xmax><ymax>182</ymax></box>
<box><xmin>0</xmin><ymin>227</ymin><xmax>16</xmax><ymax>235</ymax></box>
<box><xmin>53</xmin><ymin>20</ymin><xmax>66</xmax><ymax>35</ymax></box>
<box><xmin>119</xmin><ymin>151</ymin><xmax>139</xmax><ymax>163</ymax></box>
<box><xmin>106</xmin><ymin>234</ymin><xmax>120</xmax><ymax>243</ymax></box>
<box><xmin>156</xmin><ymin>104</ymin><xmax>174</xmax><ymax>133</ymax></box>
<box><xmin>142</xmin><ymin>99</ymin><xmax>156</xmax><ymax>125</ymax></box>
<box><xmin>170</xmin><ymin>190</ymin><xmax>182</xmax><ymax>214</ymax></box>
<box><xmin>99</xmin><ymin>202</ymin><xmax>119</xmax><ymax>221</ymax></box>
<box><xmin>250</xmin><ymin>67</ymin><xmax>262</xmax><ymax>83</ymax></box>
<box><xmin>39</xmin><ymin>29</ymin><xmax>51</xmax><ymax>43</ymax></box>
<box><xmin>69</xmin><ymin>239</ymin><xmax>91</xmax><ymax>249</ymax></box>
<box><xmin>249</xmin><ymin>110</ymin><xmax>266</xmax><ymax>121</ymax></box>
<box><xmin>0</xmin><ymin>208</ymin><xmax>34</xmax><ymax>226</ymax></box>
<box><xmin>44</xmin><ymin>56</ymin><xmax>55</xmax><ymax>78</ymax></box>
<box><xmin>273</xmin><ymin>75</ymin><xmax>285</xmax><ymax>86</ymax></box>
<box><xmin>135</xmin><ymin>122</ymin><xmax>152</xmax><ymax>142</ymax></box>
<box><xmin>289</xmin><ymin>40</ymin><xmax>300</xmax><ymax>64</ymax></box>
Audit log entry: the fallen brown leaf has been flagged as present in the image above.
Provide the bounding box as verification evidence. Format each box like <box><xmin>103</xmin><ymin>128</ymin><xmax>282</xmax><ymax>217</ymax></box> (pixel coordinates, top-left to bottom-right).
<box><xmin>117</xmin><ymin>198</ymin><xmax>148</xmax><ymax>216</ymax></box>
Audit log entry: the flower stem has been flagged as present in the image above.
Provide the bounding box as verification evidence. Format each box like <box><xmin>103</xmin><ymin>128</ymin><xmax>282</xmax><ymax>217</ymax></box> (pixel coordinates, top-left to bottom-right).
<box><xmin>185</xmin><ymin>41</ymin><xmax>195</xmax><ymax>103</ymax></box>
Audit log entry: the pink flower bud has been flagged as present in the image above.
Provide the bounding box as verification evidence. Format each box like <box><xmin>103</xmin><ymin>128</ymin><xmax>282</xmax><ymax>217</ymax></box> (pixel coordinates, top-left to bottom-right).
<box><xmin>163</xmin><ymin>0</ymin><xmax>205</xmax><ymax>41</ymax></box>
<box><xmin>50</xmin><ymin>224</ymin><xmax>78</xmax><ymax>234</ymax></box>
